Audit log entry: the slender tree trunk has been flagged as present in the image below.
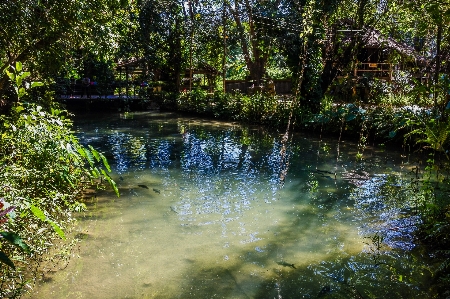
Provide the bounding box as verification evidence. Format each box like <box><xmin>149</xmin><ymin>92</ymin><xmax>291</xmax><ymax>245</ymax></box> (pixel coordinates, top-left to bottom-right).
<box><xmin>227</xmin><ymin>0</ymin><xmax>267</xmax><ymax>83</ymax></box>
<box><xmin>222</xmin><ymin>1</ymin><xmax>227</xmax><ymax>92</ymax></box>
<box><xmin>357</xmin><ymin>0</ymin><xmax>368</xmax><ymax>29</ymax></box>
<box><xmin>320</xmin><ymin>37</ymin><xmax>361</xmax><ymax>97</ymax></box>
<box><xmin>188</xmin><ymin>0</ymin><xmax>194</xmax><ymax>92</ymax></box>
<box><xmin>434</xmin><ymin>22</ymin><xmax>442</xmax><ymax>110</ymax></box>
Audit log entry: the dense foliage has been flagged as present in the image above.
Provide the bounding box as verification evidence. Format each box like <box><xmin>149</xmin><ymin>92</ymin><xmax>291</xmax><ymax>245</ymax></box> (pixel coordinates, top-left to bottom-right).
<box><xmin>0</xmin><ymin>0</ymin><xmax>449</xmax><ymax>297</ymax></box>
<box><xmin>0</xmin><ymin>63</ymin><xmax>118</xmax><ymax>297</ymax></box>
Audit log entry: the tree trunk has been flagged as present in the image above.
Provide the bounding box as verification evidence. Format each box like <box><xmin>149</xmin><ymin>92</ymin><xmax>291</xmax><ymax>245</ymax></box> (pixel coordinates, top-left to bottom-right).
<box><xmin>227</xmin><ymin>0</ymin><xmax>267</xmax><ymax>84</ymax></box>
<box><xmin>434</xmin><ymin>22</ymin><xmax>442</xmax><ymax>110</ymax></box>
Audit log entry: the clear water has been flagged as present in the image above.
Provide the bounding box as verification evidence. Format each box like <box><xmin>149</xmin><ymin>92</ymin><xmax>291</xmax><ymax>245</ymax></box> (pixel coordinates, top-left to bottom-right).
<box><xmin>28</xmin><ymin>112</ymin><xmax>431</xmax><ymax>298</ymax></box>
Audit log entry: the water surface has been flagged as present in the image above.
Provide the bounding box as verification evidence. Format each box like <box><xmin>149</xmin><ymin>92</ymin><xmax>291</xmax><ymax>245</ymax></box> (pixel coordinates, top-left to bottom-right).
<box><xmin>29</xmin><ymin>112</ymin><xmax>430</xmax><ymax>298</ymax></box>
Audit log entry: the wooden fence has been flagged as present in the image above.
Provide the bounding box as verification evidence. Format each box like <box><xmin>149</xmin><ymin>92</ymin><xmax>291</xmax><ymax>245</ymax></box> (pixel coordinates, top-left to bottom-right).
<box><xmin>224</xmin><ymin>79</ymin><xmax>292</xmax><ymax>95</ymax></box>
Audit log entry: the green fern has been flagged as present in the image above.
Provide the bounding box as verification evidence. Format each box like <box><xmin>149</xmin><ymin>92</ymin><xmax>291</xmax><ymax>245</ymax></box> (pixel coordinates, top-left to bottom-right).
<box><xmin>437</xmin><ymin>250</ymin><xmax>450</xmax><ymax>272</ymax></box>
<box><xmin>404</xmin><ymin>116</ymin><xmax>450</xmax><ymax>156</ymax></box>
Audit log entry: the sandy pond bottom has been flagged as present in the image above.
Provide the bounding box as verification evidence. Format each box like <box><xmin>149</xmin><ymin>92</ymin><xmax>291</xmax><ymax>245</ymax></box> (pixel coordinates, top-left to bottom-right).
<box><xmin>29</xmin><ymin>174</ymin><xmax>362</xmax><ymax>298</ymax></box>
<box><xmin>26</xmin><ymin>112</ymin><xmax>429</xmax><ymax>298</ymax></box>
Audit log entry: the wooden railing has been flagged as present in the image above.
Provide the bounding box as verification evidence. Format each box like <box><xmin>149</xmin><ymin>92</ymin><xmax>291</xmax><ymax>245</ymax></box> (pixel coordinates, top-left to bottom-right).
<box><xmin>354</xmin><ymin>63</ymin><xmax>394</xmax><ymax>80</ymax></box>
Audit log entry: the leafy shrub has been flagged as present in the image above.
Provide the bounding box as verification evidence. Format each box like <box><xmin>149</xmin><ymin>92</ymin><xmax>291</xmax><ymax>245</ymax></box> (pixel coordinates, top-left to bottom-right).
<box><xmin>176</xmin><ymin>89</ymin><xmax>211</xmax><ymax>114</ymax></box>
<box><xmin>0</xmin><ymin>62</ymin><xmax>117</xmax><ymax>296</ymax></box>
<box><xmin>0</xmin><ymin>104</ymin><xmax>118</xmax><ymax>296</ymax></box>
<box><xmin>176</xmin><ymin>90</ymin><xmax>293</xmax><ymax>128</ymax></box>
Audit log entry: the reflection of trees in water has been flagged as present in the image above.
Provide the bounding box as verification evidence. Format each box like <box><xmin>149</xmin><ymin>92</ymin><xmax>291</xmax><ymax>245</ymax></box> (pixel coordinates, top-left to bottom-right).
<box><xmin>154</xmin><ymin>126</ymin><xmax>296</xmax><ymax>221</ymax></box>
<box><xmin>106</xmin><ymin>132</ymin><xmax>175</xmax><ymax>173</ymax></box>
<box><xmin>181</xmin><ymin>132</ymin><xmax>215</xmax><ymax>173</ymax></box>
<box><xmin>73</xmin><ymin>116</ymin><xmax>431</xmax><ymax>298</ymax></box>
<box><xmin>179</xmin><ymin>128</ymin><xmax>289</xmax><ymax>181</ymax></box>
<box><xmin>175</xmin><ymin>130</ymin><xmax>265</xmax><ymax>218</ymax></box>
<box><xmin>107</xmin><ymin>132</ymin><xmax>148</xmax><ymax>173</ymax></box>
<box><xmin>351</xmin><ymin>174</ymin><xmax>420</xmax><ymax>251</ymax></box>
<box><xmin>148</xmin><ymin>139</ymin><xmax>172</xmax><ymax>169</ymax></box>
<box><xmin>102</xmin><ymin>124</ymin><xmax>294</xmax><ymax>217</ymax></box>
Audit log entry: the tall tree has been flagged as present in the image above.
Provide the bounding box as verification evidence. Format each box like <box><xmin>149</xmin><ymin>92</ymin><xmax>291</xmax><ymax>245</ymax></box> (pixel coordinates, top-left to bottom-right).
<box><xmin>273</xmin><ymin>0</ymin><xmax>421</xmax><ymax>112</ymax></box>
<box><xmin>0</xmin><ymin>0</ymin><xmax>126</xmax><ymax>111</ymax></box>
<box><xmin>275</xmin><ymin>0</ymin><xmax>343</xmax><ymax>113</ymax></box>
<box><xmin>225</xmin><ymin>0</ymin><xmax>282</xmax><ymax>83</ymax></box>
<box><xmin>138</xmin><ymin>0</ymin><xmax>185</xmax><ymax>91</ymax></box>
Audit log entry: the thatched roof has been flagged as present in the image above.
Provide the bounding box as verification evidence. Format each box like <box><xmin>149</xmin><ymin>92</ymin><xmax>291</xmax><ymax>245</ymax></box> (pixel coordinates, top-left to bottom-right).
<box><xmin>361</xmin><ymin>28</ymin><xmax>427</xmax><ymax>65</ymax></box>
<box><xmin>334</xmin><ymin>19</ymin><xmax>427</xmax><ymax>65</ymax></box>
<box><xmin>116</xmin><ymin>58</ymin><xmax>144</xmax><ymax>69</ymax></box>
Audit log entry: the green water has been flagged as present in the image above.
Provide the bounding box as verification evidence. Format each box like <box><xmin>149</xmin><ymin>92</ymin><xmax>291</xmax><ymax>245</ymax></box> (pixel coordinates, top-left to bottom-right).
<box><xmin>28</xmin><ymin>112</ymin><xmax>431</xmax><ymax>298</ymax></box>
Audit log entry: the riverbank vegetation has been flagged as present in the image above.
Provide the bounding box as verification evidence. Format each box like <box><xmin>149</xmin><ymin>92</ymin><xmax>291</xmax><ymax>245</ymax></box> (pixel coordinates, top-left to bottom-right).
<box><xmin>0</xmin><ymin>63</ymin><xmax>118</xmax><ymax>297</ymax></box>
<box><xmin>1</xmin><ymin>0</ymin><xmax>449</xmax><ymax>297</ymax></box>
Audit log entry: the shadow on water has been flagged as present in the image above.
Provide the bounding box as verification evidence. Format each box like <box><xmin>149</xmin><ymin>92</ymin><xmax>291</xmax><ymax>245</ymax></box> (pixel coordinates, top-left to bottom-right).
<box><xmin>171</xmin><ymin>244</ymin><xmax>431</xmax><ymax>299</ymax></box>
<box><xmin>168</xmin><ymin>205</ymin><xmax>431</xmax><ymax>298</ymax></box>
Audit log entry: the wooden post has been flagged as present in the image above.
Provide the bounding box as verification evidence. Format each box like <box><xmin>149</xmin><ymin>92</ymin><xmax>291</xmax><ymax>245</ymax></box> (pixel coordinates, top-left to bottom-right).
<box><xmin>126</xmin><ymin>66</ymin><xmax>129</xmax><ymax>97</ymax></box>
<box><xmin>119</xmin><ymin>67</ymin><xmax>122</xmax><ymax>98</ymax></box>
<box><xmin>389</xmin><ymin>63</ymin><xmax>392</xmax><ymax>82</ymax></box>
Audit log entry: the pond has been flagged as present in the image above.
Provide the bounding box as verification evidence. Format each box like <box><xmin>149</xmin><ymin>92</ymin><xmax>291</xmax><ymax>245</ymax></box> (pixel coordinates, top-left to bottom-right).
<box><xmin>29</xmin><ymin>112</ymin><xmax>431</xmax><ymax>298</ymax></box>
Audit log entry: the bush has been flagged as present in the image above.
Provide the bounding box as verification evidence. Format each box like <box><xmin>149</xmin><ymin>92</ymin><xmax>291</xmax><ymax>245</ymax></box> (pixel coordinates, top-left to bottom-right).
<box><xmin>175</xmin><ymin>90</ymin><xmax>293</xmax><ymax>128</ymax></box>
<box><xmin>0</xmin><ymin>104</ymin><xmax>117</xmax><ymax>296</ymax></box>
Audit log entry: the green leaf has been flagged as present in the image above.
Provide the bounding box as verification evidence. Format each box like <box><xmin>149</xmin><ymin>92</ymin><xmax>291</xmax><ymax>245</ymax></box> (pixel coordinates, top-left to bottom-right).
<box><xmin>101</xmin><ymin>169</ymin><xmax>119</xmax><ymax>197</ymax></box>
<box><xmin>5</xmin><ymin>69</ymin><xmax>15</xmax><ymax>81</ymax></box>
<box><xmin>30</xmin><ymin>205</ymin><xmax>65</xmax><ymax>239</ymax></box>
<box><xmin>0</xmin><ymin>232</ymin><xmax>31</xmax><ymax>253</ymax></box>
<box><xmin>31</xmin><ymin>82</ymin><xmax>44</xmax><ymax>88</ymax></box>
<box><xmin>99</xmin><ymin>152</ymin><xmax>111</xmax><ymax>172</ymax></box>
<box><xmin>389</xmin><ymin>131</ymin><xmax>397</xmax><ymax>138</ymax></box>
<box><xmin>18</xmin><ymin>87</ymin><xmax>26</xmax><ymax>98</ymax></box>
<box><xmin>88</xmin><ymin>145</ymin><xmax>101</xmax><ymax>162</ymax></box>
<box><xmin>47</xmin><ymin>220</ymin><xmax>66</xmax><ymax>239</ymax></box>
<box><xmin>91</xmin><ymin>167</ymin><xmax>101</xmax><ymax>178</ymax></box>
<box><xmin>13</xmin><ymin>105</ymin><xmax>24</xmax><ymax>113</ymax></box>
<box><xmin>62</xmin><ymin>173</ymin><xmax>76</xmax><ymax>189</ymax></box>
<box><xmin>20</xmin><ymin>71</ymin><xmax>31</xmax><ymax>79</ymax></box>
<box><xmin>30</xmin><ymin>205</ymin><xmax>46</xmax><ymax>222</ymax></box>
<box><xmin>446</xmin><ymin>101</ymin><xmax>450</xmax><ymax>110</ymax></box>
<box><xmin>83</xmin><ymin>147</ymin><xmax>95</xmax><ymax>166</ymax></box>
<box><xmin>76</xmin><ymin>145</ymin><xmax>86</xmax><ymax>157</ymax></box>
<box><xmin>15</xmin><ymin>61</ymin><xmax>22</xmax><ymax>72</ymax></box>
<box><xmin>345</xmin><ymin>114</ymin><xmax>356</xmax><ymax>122</ymax></box>
<box><xmin>0</xmin><ymin>251</ymin><xmax>15</xmax><ymax>269</ymax></box>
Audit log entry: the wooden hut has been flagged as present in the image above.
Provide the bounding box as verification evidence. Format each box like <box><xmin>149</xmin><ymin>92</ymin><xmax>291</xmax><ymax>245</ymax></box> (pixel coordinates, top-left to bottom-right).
<box><xmin>181</xmin><ymin>64</ymin><xmax>219</xmax><ymax>93</ymax></box>
<box><xmin>352</xmin><ymin>28</ymin><xmax>428</xmax><ymax>82</ymax></box>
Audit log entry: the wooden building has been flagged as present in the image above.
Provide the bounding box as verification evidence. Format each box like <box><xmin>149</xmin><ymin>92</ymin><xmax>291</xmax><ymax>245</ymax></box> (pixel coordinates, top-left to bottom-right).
<box><xmin>343</xmin><ymin>26</ymin><xmax>428</xmax><ymax>82</ymax></box>
<box><xmin>180</xmin><ymin>65</ymin><xmax>219</xmax><ymax>93</ymax></box>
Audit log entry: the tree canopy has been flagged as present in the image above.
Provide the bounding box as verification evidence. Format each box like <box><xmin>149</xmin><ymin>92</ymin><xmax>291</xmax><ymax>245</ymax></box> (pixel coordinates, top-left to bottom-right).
<box><xmin>0</xmin><ymin>0</ymin><xmax>449</xmax><ymax>111</ymax></box>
